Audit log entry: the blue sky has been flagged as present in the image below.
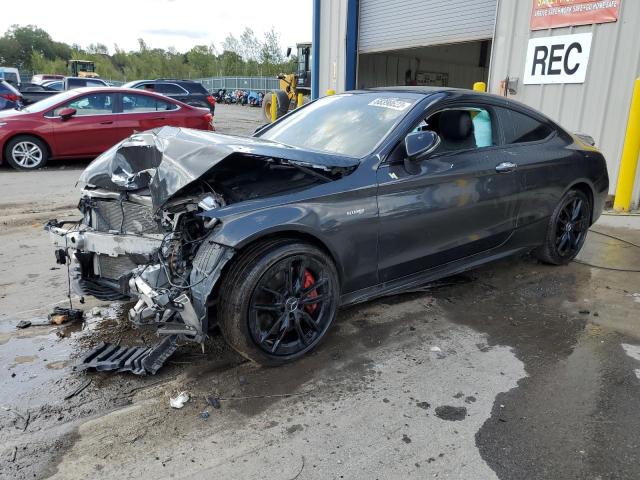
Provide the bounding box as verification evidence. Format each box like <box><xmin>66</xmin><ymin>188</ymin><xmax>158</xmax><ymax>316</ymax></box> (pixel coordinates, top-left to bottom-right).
<box><xmin>1</xmin><ymin>0</ymin><xmax>312</xmax><ymax>54</ymax></box>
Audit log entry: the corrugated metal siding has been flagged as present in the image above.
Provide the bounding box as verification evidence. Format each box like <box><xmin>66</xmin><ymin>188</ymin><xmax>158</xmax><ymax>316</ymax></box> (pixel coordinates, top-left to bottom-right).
<box><xmin>489</xmin><ymin>0</ymin><xmax>640</xmax><ymax>204</ymax></box>
<box><xmin>359</xmin><ymin>0</ymin><xmax>497</xmax><ymax>53</ymax></box>
<box><xmin>318</xmin><ymin>0</ymin><xmax>348</xmax><ymax>94</ymax></box>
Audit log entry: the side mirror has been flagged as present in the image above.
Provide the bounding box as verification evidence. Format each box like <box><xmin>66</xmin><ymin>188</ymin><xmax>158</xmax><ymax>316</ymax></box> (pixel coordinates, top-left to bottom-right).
<box><xmin>58</xmin><ymin>107</ymin><xmax>76</xmax><ymax>120</ymax></box>
<box><xmin>405</xmin><ymin>130</ymin><xmax>440</xmax><ymax>161</ymax></box>
<box><xmin>404</xmin><ymin>130</ymin><xmax>440</xmax><ymax>174</ymax></box>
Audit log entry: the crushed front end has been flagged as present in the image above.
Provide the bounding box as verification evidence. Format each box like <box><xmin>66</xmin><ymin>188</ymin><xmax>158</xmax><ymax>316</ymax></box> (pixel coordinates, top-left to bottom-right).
<box><xmin>46</xmin><ymin>186</ymin><xmax>232</xmax><ymax>340</ymax></box>
<box><xmin>45</xmin><ymin>129</ymin><xmax>238</xmax><ymax>373</ymax></box>
<box><xmin>45</xmin><ymin>126</ymin><xmax>355</xmax><ymax>374</ymax></box>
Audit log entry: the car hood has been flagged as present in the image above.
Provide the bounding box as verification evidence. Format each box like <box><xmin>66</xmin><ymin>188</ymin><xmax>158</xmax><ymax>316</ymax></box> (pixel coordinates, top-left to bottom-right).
<box><xmin>0</xmin><ymin>108</ymin><xmax>28</xmax><ymax>119</ymax></box>
<box><xmin>78</xmin><ymin>126</ymin><xmax>359</xmax><ymax>209</ymax></box>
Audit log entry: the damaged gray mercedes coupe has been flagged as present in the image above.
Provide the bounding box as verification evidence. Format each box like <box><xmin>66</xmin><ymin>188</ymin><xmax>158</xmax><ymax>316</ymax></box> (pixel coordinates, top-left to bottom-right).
<box><xmin>46</xmin><ymin>88</ymin><xmax>608</xmax><ymax>373</ymax></box>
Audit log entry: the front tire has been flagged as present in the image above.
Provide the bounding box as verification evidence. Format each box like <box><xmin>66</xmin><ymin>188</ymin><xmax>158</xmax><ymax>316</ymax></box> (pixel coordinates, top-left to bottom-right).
<box><xmin>5</xmin><ymin>135</ymin><xmax>49</xmax><ymax>170</ymax></box>
<box><xmin>535</xmin><ymin>189</ymin><xmax>591</xmax><ymax>265</ymax></box>
<box><xmin>262</xmin><ymin>90</ymin><xmax>291</xmax><ymax>122</ymax></box>
<box><xmin>218</xmin><ymin>239</ymin><xmax>339</xmax><ymax>366</ymax></box>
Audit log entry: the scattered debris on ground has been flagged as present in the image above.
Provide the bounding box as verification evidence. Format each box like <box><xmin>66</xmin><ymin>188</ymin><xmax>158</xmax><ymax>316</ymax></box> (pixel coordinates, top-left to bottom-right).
<box><xmin>63</xmin><ymin>379</ymin><xmax>92</xmax><ymax>400</ymax></box>
<box><xmin>170</xmin><ymin>391</ymin><xmax>190</xmax><ymax>409</ymax></box>
<box><xmin>49</xmin><ymin>307</ymin><xmax>84</xmax><ymax>325</ymax></box>
<box><xmin>76</xmin><ymin>335</ymin><xmax>179</xmax><ymax>375</ymax></box>
<box><xmin>205</xmin><ymin>396</ymin><xmax>221</xmax><ymax>409</ymax></box>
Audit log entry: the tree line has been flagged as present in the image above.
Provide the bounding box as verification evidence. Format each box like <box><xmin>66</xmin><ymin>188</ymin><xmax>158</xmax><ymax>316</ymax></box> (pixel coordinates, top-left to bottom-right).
<box><xmin>0</xmin><ymin>25</ymin><xmax>297</xmax><ymax>81</ymax></box>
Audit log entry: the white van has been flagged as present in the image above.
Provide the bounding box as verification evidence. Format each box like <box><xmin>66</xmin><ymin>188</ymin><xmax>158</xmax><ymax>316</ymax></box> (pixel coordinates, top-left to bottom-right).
<box><xmin>0</xmin><ymin>67</ymin><xmax>21</xmax><ymax>87</ymax></box>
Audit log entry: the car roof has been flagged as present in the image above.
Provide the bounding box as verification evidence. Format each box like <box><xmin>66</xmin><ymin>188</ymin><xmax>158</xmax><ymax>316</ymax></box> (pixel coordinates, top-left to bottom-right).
<box><xmin>60</xmin><ymin>87</ymin><xmax>193</xmax><ymax>106</ymax></box>
<box><xmin>127</xmin><ymin>79</ymin><xmax>197</xmax><ymax>84</ymax></box>
<box><xmin>65</xmin><ymin>76</ymin><xmax>107</xmax><ymax>81</ymax></box>
<box><xmin>347</xmin><ymin>86</ymin><xmax>561</xmax><ymax>128</ymax></box>
<box><xmin>63</xmin><ymin>86</ymin><xmax>176</xmax><ymax>95</ymax></box>
<box><xmin>0</xmin><ymin>79</ymin><xmax>20</xmax><ymax>94</ymax></box>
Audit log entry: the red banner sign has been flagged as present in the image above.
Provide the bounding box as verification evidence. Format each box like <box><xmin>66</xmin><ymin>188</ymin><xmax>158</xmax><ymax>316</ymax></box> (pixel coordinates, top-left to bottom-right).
<box><xmin>531</xmin><ymin>0</ymin><xmax>620</xmax><ymax>30</ymax></box>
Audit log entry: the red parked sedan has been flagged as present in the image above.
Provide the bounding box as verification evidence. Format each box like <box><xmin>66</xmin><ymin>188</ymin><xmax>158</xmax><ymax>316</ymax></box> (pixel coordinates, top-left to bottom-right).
<box><xmin>0</xmin><ymin>87</ymin><xmax>214</xmax><ymax>170</ymax></box>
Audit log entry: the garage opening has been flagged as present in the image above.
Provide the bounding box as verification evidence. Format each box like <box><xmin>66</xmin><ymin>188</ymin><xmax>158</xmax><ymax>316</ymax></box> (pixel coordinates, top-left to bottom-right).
<box><xmin>357</xmin><ymin>40</ymin><xmax>492</xmax><ymax>89</ymax></box>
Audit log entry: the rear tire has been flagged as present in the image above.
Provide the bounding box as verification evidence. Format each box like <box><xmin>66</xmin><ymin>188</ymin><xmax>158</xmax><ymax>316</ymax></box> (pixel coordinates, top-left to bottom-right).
<box><xmin>535</xmin><ymin>189</ymin><xmax>591</xmax><ymax>265</ymax></box>
<box><xmin>5</xmin><ymin>135</ymin><xmax>49</xmax><ymax>170</ymax></box>
<box><xmin>218</xmin><ymin>239</ymin><xmax>339</xmax><ymax>366</ymax></box>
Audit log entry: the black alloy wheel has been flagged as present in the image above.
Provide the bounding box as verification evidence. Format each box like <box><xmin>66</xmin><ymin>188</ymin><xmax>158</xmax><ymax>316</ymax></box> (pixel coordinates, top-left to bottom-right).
<box><xmin>218</xmin><ymin>240</ymin><xmax>339</xmax><ymax>365</ymax></box>
<box><xmin>249</xmin><ymin>255</ymin><xmax>332</xmax><ymax>356</ymax></box>
<box><xmin>555</xmin><ymin>196</ymin><xmax>589</xmax><ymax>258</ymax></box>
<box><xmin>536</xmin><ymin>189</ymin><xmax>591</xmax><ymax>265</ymax></box>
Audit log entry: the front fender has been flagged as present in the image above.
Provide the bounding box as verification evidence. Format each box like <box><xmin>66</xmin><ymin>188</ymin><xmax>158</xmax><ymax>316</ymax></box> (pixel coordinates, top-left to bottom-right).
<box><xmin>211</xmin><ymin>204</ymin><xmax>340</xmax><ymax>250</ymax></box>
<box><xmin>206</xmin><ymin>203</ymin><xmax>343</xmax><ymax>272</ymax></box>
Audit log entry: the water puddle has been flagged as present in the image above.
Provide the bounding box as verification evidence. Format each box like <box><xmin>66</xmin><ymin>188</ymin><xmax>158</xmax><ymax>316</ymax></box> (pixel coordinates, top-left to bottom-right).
<box><xmin>0</xmin><ymin>304</ymin><xmax>128</xmax><ymax>410</ymax></box>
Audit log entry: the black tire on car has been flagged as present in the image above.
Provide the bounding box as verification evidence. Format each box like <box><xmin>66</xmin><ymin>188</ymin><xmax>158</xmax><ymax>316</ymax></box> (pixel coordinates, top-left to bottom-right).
<box><xmin>5</xmin><ymin>135</ymin><xmax>49</xmax><ymax>170</ymax></box>
<box><xmin>262</xmin><ymin>90</ymin><xmax>291</xmax><ymax>122</ymax></box>
<box><xmin>535</xmin><ymin>189</ymin><xmax>591</xmax><ymax>265</ymax></box>
<box><xmin>218</xmin><ymin>239</ymin><xmax>339</xmax><ymax>366</ymax></box>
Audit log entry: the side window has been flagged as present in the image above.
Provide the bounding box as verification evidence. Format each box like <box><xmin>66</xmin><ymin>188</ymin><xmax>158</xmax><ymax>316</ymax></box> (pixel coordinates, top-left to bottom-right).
<box><xmin>121</xmin><ymin>93</ymin><xmax>178</xmax><ymax>112</ymax></box>
<box><xmin>86</xmin><ymin>80</ymin><xmax>106</xmax><ymax>87</ymax></box>
<box><xmin>154</xmin><ymin>83</ymin><xmax>185</xmax><ymax>95</ymax></box>
<box><xmin>134</xmin><ymin>83</ymin><xmax>157</xmax><ymax>93</ymax></box>
<box><xmin>54</xmin><ymin>93</ymin><xmax>113</xmax><ymax>116</ymax></box>
<box><xmin>503</xmin><ymin>109</ymin><xmax>554</xmax><ymax>144</ymax></box>
<box><xmin>416</xmin><ymin>107</ymin><xmax>497</xmax><ymax>154</ymax></box>
<box><xmin>5</xmin><ymin>72</ymin><xmax>18</xmax><ymax>85</ymax></box>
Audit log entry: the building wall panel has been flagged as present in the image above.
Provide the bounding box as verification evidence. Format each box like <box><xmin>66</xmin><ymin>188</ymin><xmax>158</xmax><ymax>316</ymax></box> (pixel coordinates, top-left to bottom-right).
<box><xmin>318</xmin><ymin>0</ymin><xmax>348</xmax><ymax>95</ymax></box>
<box><xmin>489</xmin><ymin>0</ymin><xmax>640</xmax><ymax>203</ymax></box>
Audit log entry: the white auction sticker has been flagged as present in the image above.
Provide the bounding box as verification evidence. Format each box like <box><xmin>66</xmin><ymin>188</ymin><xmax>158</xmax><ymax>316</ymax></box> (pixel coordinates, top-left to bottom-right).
<box><xmin>368</xmin><ymin>98</ymin><xmax>412</xmax><ymax>111</ymax></box>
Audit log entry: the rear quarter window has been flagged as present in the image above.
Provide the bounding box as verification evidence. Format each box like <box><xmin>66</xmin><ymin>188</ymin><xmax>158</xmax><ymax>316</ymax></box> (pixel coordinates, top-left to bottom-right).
<box><xmin>182</xmin><ymin>83</ymin><xmax>208</xmax><ymax>95</ymax></box>
<box><xmin>501</xmin><ymin>108</ymin><xmax>554</xmax><ymax>144</ymax></box>
<box><xmin>156</xmin><ymin>83</ymin><xmax>187</xmax><ymax>95</ymax></box>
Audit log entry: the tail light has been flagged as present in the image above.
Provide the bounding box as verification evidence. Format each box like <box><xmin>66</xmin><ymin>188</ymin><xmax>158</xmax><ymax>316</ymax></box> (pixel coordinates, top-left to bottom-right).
<box><xmin>206</xmin><ymin>95</ymin><xmax>216</xmax><ymax>106</ymax></box>
<box><xmin>0</xmin><ymin>93</ymin><xmax>20</xmax><ymax>102</ymax></box>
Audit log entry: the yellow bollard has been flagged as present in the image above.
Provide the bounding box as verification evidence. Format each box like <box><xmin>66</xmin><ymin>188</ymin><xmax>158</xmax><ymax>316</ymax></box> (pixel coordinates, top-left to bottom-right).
<box><xmin>473</xmin><ymin>82</ymin><xmax>487</xmax><ymax>92</ymax></box>
<box><xmin>326</xmin><ymin>89</ymin><xmax>336</xmax><ymax>96</ymax></box>
<box><xmin>614</xmin><ymin>78</ymin><xmax>640</xmax><ymax>212</ymax></box>
<box><xmin>270</xmin><ymin>92</ymin><xmax>277</xmax><ymax>122</ymax></box>
<box><xmin>297</xmin><ymin>93</ymin><xmax>304</xmax><ymax>108</ymax></box>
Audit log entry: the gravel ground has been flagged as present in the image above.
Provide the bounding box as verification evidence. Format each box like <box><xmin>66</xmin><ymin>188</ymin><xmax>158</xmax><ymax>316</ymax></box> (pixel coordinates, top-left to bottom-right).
<box><xmin>1</xmin><ymin>104</ymin><xmax>639</xmax><ymax>480</ymax></box>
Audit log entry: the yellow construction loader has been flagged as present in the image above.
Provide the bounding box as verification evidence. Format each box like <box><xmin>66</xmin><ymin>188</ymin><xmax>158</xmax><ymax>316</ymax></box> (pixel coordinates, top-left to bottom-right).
<box><xmin>262</xmin><ymin>43</ymin><xmax>311</xmax><ymax>122</ymax></box>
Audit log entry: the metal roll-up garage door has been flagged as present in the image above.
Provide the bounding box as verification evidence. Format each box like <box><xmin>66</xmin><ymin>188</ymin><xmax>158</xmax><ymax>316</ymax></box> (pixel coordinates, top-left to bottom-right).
<box><xmin>358</xmin><ymin>0</ymin><xmax>498</xmax><ymax>54</ymax></box>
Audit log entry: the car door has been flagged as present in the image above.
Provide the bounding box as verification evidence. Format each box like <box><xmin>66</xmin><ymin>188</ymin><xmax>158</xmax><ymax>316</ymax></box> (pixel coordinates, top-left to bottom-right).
<box><xmin>48</xmin><ymin>92</ymin><xmax>120</xmax><ymax>156</ymax></box>
<box><xmin>494</xmin><ymin>106</ymin><xmax>562</xmax><ymax>227</ymax></box>
<box><xmin>376</xmin><ymin>105</ymin><xmax>521</xmax><ymax>282</ymax></box>
<box><xmin>117</xmin><ymin>92</ymin><xmax>182</xmax><ymax>133</ymax></box>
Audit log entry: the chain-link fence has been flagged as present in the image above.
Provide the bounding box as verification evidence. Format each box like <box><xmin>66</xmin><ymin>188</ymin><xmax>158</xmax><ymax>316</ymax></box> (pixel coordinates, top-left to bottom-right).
<box><xmin>17</xmin><ymin>71</ymin><xmax>277</xmax><ymax>92</ymax></box>
<box><xmin>195</xmin><ymin>76</ymin><xmax>280</xmax><ymax>93</ymax></box>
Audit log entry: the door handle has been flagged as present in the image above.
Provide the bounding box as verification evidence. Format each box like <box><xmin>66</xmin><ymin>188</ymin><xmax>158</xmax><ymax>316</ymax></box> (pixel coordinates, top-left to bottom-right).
<box><xmin>495</xmin><ymin>161</ymin><xmax>517</xmax><ymax>173</ymax></box>
<box><xmin>100</xmin><ymin>121</ymin><xmax>113</xmax><ymax>125</ymax></box>
<box><xmin>151</xmin><ymin>117</ymin><xmax>166</xmax><ymax>121</ymax></box>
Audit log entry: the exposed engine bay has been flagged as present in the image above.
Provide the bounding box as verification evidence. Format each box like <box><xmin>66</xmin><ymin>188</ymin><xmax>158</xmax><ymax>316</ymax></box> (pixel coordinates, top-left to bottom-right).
<box><xmin>45</xmin><ymin>126</ymin><xmax>355</xmax><ymax>373</ymax></box>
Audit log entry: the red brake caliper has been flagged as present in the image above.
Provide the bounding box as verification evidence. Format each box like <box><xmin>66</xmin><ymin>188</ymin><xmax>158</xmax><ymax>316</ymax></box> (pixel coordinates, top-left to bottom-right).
<box><xmin>302</xmin><ymin>270</ymin><xmax>318</xmax><ymax>314</ymax></box>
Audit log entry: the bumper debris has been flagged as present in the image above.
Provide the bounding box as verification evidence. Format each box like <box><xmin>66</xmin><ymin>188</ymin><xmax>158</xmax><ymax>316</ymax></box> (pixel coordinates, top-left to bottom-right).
<box><xmin>77</xmin><ymin>335</ymin><xmax>179</xmax><ymax>375</ymax></box>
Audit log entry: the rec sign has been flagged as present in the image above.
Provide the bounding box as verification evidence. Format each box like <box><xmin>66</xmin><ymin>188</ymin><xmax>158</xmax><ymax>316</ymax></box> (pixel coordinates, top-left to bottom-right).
<box><xmin>523</xmin><ymin>33</ymin><xmax>592</xmax><ymax>84</ymax></box>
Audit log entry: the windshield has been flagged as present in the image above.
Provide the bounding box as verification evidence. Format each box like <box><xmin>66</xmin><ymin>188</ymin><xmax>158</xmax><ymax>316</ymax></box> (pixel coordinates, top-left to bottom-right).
<box><xmin>20</xmin><ymin>90</ymin><xmax>81</xmax><ymax>113</ymax></box>
<box><xmin>257</xmin><ymin>93</ymin><xmax>419</xmax><ymax>158</ymax></box>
